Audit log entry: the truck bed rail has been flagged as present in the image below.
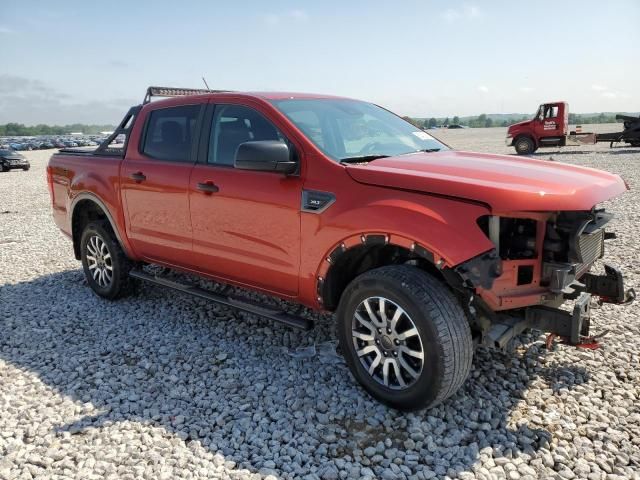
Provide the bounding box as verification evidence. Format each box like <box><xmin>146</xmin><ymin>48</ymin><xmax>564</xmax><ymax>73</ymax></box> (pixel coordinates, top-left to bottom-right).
<box><xmin>94</xmin><ymin>105</ymin><xmax>141</xmax><ymax>157</ymax></box>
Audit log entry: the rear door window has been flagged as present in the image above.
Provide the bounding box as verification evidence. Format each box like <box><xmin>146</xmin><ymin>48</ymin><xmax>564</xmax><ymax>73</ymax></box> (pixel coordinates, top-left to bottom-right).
<box><xmin>142</xmin><ymin>105</ymin><xmax>201</xmax><ymax>162</ymax></box>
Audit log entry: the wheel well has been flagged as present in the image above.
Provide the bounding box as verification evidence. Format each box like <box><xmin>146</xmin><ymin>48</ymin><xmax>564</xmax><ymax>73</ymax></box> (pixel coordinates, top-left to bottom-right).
<box><xmin>71</xmin><ymin>200</ymin><xmax>112</xmax><ymax>259</ymax></box>
<box><xmin>321</xmin><ymin>244</ymin><xmax>444</xmax><ymax>311</ymax></box>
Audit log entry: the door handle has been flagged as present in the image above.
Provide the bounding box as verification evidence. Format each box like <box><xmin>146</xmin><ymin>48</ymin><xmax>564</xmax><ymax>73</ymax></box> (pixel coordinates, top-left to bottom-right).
<box><xmin>197</xmin><ymin>181</ymin><xmax>220</xmax><ymax>194</ymax></box>
<box><xmin>130</xmin><ymin>171</ymin><xmax>146</xmax><ymax>183</ymax></box>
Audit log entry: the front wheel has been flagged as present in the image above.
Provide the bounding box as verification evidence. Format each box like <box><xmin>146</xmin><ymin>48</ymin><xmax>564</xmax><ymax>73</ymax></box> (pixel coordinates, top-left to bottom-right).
<box><xmin>514</xmin><ymin>136</ymin><xmax>536</xmax><ymax>155</ymax></box>
<box><xmin>337</xmin><ymin>265</ymin><xmax>473</xmax><ymax>410</ymax></box>
<box><xmin>80</xmin><ymin>221</ymin><xmax>136</xmax><ymax>300</ymax></box>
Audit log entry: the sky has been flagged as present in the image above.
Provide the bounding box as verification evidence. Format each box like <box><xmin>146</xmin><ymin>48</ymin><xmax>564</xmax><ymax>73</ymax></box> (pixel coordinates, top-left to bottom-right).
<box><xmin>0</xmin><ymin>0</ymin><xmax>638</xmax><ymax>125</ymax></box>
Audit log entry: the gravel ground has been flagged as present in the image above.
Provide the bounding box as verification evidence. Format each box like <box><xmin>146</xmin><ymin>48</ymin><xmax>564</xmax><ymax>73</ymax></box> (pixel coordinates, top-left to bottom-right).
<box><xmin>1</xmin><ymin>126</ymin><xmax>639</xmax><ymax>480</ymax></box>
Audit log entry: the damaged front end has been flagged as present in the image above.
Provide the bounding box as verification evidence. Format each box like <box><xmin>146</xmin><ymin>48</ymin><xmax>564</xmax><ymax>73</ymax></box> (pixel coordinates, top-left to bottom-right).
<box><xmin>446</xmin><ymin>209</ymin><xmax>635</xmax><ymax>350</ymax></box>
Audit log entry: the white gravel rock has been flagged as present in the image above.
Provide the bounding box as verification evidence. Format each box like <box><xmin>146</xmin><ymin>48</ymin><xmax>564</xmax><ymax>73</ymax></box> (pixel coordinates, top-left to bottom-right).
<box><xmin>1</xmin><ymin>134</ymin><xmax>639</xmax><ymax>479</ymax></box>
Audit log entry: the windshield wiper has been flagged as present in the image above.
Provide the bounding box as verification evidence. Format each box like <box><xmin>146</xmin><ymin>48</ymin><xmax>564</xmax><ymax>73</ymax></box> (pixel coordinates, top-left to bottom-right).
<box><xmin>339</xmin><ymin>154</ymin><xmax>389</xmax><ymax>164</ymax></box>
<box><xmin>395</xmin><ymin>148</ymin><xmax>442</xmax><ymax>157</ymax></box>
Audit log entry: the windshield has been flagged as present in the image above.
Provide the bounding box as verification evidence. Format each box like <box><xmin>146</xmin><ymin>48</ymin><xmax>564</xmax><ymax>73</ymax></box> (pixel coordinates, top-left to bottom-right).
<box><xmin>535</xmin><ymin>105</ymin><xmax>543</xmax><ymax>120</ymax></box>
<box><xmin>271</xmin><ymin>98</ymin><xmax>448</xmax><ymax>162</ymax></box>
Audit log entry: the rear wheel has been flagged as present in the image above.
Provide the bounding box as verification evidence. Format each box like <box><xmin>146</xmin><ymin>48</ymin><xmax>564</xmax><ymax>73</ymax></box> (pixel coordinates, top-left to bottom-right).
<box><xmin>337</xmin><ymin>265</ymin><xmax>473</xmax><ymax>410</ymax></box>
<box><xmin>80</xmin><ymin>221</ymin><xmax>136</xmax><ymax>300</ymax></box>
<box><xmin>514</xmin><ymin>136</ymin><xmax>536</xmax><ymax>155</ymax></box>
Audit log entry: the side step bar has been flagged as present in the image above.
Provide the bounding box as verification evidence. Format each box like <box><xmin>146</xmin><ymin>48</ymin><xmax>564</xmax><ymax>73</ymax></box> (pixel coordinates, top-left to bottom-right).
<box><xmin>129</xmin><ymin>270</ymin><xmax>313</xmax><ymax>330</ymax></box>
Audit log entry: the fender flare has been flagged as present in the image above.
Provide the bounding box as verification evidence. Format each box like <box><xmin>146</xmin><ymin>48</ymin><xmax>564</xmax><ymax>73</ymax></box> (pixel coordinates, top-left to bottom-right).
<box><xmin>70</xmin><ymin>192</ymin><xmax>133</xmax><ymax>259</ymax></box>
<box><xmin>314</xmin><ymin>232</ymin><xmax>446</xmax><ymax>307</ymax></box>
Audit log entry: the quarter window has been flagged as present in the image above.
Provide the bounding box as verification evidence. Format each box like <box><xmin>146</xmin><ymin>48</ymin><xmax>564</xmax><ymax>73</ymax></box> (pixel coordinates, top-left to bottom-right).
<box><xmin>142</xmin><ymin>105</ymin><xmax>201</xmax><ymax>162</ymax></box>
<box><xmin>208</xmin><ymin>105</ymin><xmax>286</xmax><ymax>166</ymax></box>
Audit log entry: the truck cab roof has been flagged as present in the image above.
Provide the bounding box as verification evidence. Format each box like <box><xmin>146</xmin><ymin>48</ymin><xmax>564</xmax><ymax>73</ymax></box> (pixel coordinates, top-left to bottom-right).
<box><xmin>142</xmin><ymin>88</ymin><xmax>351</xmax><ymax>109</ymax></box>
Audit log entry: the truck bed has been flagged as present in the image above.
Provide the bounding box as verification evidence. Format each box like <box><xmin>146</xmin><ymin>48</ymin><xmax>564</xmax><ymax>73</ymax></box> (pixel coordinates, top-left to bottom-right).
<box><xmin>47</xmin><ymin>150</ymin><xmax>124</xmax><ymax>238</ymax></box>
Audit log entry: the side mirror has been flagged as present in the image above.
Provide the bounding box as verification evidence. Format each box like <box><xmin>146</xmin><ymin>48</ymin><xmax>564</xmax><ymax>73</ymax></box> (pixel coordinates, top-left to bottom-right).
<box><xmin>234</xmin><ymin>140</ymin><xmax>297</xmax><ymax>174</ymax></box>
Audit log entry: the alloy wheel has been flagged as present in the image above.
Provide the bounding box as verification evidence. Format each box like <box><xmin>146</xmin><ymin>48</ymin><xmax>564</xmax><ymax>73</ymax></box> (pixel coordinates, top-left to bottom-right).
<box><xmin>86</xmin><ymin>234</ymin><xmax>113</xmax><ymax>288</ymax></box>
<box><xmin>351</xmin><ymin>296</ymin><xmax>424</xmax><ymax>390</ymax></box>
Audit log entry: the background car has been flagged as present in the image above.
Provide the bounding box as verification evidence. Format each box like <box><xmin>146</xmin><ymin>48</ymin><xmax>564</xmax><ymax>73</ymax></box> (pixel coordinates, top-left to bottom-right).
<box><xmin>0</xmin><ymin>149</ymin><xmax>30</xmax><ymax>172</ymax></box>
<box><xmin>0</xmin><ymin>135</ymin><xmax>107</xmax><ymax>151</ymax></box>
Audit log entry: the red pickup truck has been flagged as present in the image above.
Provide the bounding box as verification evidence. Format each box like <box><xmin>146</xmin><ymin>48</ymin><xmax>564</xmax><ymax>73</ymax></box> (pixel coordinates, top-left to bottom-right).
<box><xmin>47</xmin><ymin>87</ymin><xmax>634</xmax><ymax>410</ymax></box>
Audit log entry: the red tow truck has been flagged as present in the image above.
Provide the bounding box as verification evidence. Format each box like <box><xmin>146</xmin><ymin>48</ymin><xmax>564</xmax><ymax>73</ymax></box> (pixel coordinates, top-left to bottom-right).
<box><xmin>506</xmin><ymin>101</ymin><xmax>640</xmax><ymax>154</ymax></box>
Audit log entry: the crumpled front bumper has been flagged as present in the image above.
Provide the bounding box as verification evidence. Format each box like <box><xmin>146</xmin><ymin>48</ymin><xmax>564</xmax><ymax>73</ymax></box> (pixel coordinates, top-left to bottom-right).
<box><xmin>578</xmin><ymin>264</ymin><xmax>635</xmax><ymax>305</ymax></box>
<box><xmin>485</xmin><ymin>263</ymin><xmax>634</xmax><ymax>349</ymax></box>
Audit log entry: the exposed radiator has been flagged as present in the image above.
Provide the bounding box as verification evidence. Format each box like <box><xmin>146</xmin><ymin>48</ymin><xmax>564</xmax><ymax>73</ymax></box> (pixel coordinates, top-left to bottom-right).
<box><xmin>575</xmin><ymin>229</ymin><xmax>604</xmax><ymax>277</ymax></box>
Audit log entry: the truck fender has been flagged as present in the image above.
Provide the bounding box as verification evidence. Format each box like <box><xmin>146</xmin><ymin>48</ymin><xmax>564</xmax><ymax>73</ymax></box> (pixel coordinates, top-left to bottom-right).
<box><xmin>69</xmin><ymin>192</ymin><xmax>133</xmax><ymax>260</ymax></box>
<box><xmin>301</xmin><ymin>196</ymin><xmax>494</xmax><ymax>309</ymax></box>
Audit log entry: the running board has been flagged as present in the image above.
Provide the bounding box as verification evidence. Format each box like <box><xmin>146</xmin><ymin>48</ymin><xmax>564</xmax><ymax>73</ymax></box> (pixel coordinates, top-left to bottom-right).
<box><xmin>129</xmin><ymin>270</ymin><xmax>313</xmax><ymax>330</ymax></box>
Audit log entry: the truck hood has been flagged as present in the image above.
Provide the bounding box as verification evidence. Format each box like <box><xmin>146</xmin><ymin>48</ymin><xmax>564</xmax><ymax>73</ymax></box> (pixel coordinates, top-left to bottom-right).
<box><xmin>507</xmin><ymin>120</ymin><xmax>533</xmax><ymax>135</ymax></box>
<box><xmin>345</xmin><ymin>150</ymin><xmax>627</xmax><ymax>212</ymax></box>
<box><xmin>509</xmin><ymin>119</ymin><xmax>533</xmax><ymax>129</ymax></box>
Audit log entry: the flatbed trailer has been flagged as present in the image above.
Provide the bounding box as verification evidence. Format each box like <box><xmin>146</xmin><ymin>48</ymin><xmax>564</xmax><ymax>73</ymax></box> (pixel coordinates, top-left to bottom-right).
<box><xmin>506</xmin><ymin>101</ymin><xmax>640</xmax><ymax>154</ymax></box>
<box><xmin>594</xmin><ymin>114</ymin><xmax>640</xmax><ymax>146</ymax></box>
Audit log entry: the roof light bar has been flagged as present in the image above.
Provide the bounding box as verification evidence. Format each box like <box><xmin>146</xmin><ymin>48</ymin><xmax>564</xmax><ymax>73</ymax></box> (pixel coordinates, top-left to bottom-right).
<box><xmin>143</xmin><ymin>86</ymin><xmax>232</xmax><ymax>104</ymax></box>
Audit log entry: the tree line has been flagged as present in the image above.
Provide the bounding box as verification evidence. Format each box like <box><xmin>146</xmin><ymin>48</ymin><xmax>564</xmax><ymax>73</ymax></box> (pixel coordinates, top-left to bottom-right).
<box><xmin>0</xmin><ymin>123</ymin><xmax>116</xmax><ymax>136</ymax></box>
<box><xmin>403</xmin><ymin>113</ymin><xmax>626</xmax><ymax>129</ymax></box>
<box><xmin>1</xmin><ymin>112</ymin><xmax>627</xmax><ymax>137</ymax></box>
<box><xmin>567</xmin><ymin>113</ymin><xmax>624</xmax><ymax>125</ymax></box>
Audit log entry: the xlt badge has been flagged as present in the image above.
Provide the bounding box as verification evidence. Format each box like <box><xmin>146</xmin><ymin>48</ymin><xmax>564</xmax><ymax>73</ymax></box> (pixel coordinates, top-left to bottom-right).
<box><xmin>302</xmin><ymin>190</ymin><xmax>336</xmax><ymax>213</ymax></box>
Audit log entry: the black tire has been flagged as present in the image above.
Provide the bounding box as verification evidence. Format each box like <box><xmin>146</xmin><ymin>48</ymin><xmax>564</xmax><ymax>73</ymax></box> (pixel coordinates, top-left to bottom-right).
<box><xmin>80</xmin><ymin>221</ymin><xmax>136</xmax><ymax>300</ymax></box>
<box><xmin>337</xmin><ymin>265</ymin><xmax>473</xmax><ymax>410</ymax></box>
<box><xmin>514</xmin><ymin>136</ymin><xmax>536</xmax><ymax>155</ymax></box>
<box><xmin>0</xmin><ymin>164</ymin><xmax>7</xmax><ymax>172</ymax></box>
<box><xmin>22</xmin><ymin>166</ymin><xmax>30</xmax><ymax>171</ymax></box>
